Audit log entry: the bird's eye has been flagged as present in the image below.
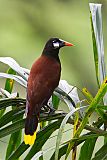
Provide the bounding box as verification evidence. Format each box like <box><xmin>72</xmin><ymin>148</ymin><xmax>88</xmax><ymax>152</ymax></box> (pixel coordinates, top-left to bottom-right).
<box><xmin>53</xmin><ymin>42</ymin><xmax>59</xmax><ymax>48</ymax></box>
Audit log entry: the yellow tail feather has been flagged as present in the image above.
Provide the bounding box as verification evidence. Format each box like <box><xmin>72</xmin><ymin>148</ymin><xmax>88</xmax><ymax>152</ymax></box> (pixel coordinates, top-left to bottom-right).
<box><xmin>24</xmin><ymin>132</ymin><xmax>36</xmax><ymax>145</ymax></box>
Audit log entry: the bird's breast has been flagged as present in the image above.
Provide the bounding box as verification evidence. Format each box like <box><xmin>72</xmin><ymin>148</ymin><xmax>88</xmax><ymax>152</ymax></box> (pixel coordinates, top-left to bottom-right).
<box><xmin>30</xmin><ymin>55</ymin><xmax>61</xmax><ymax>82</ymax></box>
<box><xmin>27</xmin><ymin>55</ymin><xmax>61</xmax><ymax>105</ymax></box>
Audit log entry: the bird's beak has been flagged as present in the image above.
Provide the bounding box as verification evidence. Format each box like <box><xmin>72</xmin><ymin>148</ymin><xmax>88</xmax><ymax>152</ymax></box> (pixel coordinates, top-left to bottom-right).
<box><xmin>64</xmin><ymin>41</ymin><xmax>73</xmax><ymax>46</ymax></box>
<box><xmin>59</xmin><ymin>39</ymin><xmax>74</xmax><ymax>48</ymax></box>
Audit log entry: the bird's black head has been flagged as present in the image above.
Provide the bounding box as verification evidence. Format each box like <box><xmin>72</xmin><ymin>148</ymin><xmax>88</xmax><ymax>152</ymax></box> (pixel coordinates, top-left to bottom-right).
<box><xmin>42</xmin><ymin>38</ymin><xmax>73</xmax><ymax>62</ymax></box>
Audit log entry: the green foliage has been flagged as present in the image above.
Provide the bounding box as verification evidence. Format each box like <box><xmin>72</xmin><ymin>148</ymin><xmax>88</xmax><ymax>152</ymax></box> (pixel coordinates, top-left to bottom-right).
<box><xmin>8</xmin><ymin>120</ymin><xmax>62</xmax><ymax>160</ymax></box>
<box><xmin>0</xmin><ymin>2</ymin><xmax>107</xmax><ymax>160</ymax></box>
<box><xmin>79</xmin><ymin>138</ymin><xmax>97</xmax><ymax>160</ymax></box>
<box><xmin>0</xmin><ymin>68</ymin><xmax>15</xmax><ymax>117</ymax></box>
<box><xmin>92</xmin><ymin>143</ymin><xmax>107</xmax><ymax>160</ymax></box>
<box><xmin>52</xmin><ymin>94</ymin><xmax>60</xmax><ymax>110</ymax></box>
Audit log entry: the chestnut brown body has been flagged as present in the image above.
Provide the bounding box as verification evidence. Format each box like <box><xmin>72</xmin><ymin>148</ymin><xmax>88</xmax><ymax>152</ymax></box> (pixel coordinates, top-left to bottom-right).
<box><xmin>24</xmin><ymin>38</ymin><xmax>73</xmax><ymax>145</ymax></box>
<box><xmin>27</xmin><ymin>55</ymin><xmax>61</xmax><ymax>114</ymax></box>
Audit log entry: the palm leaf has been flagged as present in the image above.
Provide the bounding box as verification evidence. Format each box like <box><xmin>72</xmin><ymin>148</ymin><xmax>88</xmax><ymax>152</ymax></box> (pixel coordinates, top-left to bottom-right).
<box><xmin>0</xmin><ymin>98</ymin><xmax>26</xmax><ymax>110</ymax></box>
<box><xmin>0</xmin><ymin>57</ymin><xmax>28</xmax><ymax>81</ymax></box>
<box><xmin>55</xmin><ymin>106</ymin><xmax>86</xmax><ymax>160</ymax></box>
<box><xmin>0</xmin><ymin>73</ymin><xmax>27</xmax><ymax>88</ymax></box>
<box><xmin>8</xmin><ymin>120</ymin><xmax>62</xmax><ymax>160</ymax></box>
<box><xmin>89</xmin><ymin>3</ymin><xmax>107</xmax><ymax>104</ymax></box>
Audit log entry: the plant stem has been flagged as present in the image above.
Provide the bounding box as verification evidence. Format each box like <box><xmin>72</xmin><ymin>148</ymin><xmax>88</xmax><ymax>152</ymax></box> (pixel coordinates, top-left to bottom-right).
<box><xmin>65</xmin><ymin>78</ymin><xmax>107</xmax><ymax>159</ymax></box>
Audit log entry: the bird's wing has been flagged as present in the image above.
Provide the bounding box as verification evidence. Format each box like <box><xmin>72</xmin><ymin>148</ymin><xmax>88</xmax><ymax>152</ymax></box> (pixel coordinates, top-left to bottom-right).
<box><xmin>26</xmin><ymin>55</ymin><xmax>61</xmax><ymax>116</ymax></box>
<box><xmin>26</xmin><ymin>72</ymin><xmax>59</xmax><ymax>115</ymax></box>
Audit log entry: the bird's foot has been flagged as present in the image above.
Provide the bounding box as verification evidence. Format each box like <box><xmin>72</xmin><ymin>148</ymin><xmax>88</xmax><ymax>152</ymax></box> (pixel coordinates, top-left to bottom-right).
<box><xmin>46</xmin><ymin>104</ymin><xmax>56</xmax><ymax>114</ymax></box>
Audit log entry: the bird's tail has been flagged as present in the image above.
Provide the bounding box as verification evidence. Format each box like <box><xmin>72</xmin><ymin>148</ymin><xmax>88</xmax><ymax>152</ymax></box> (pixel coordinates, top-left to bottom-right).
<box><xmin>24</xmin><ymin>115</ymin><xmax>38</xmax><ymax>145</ymax></box>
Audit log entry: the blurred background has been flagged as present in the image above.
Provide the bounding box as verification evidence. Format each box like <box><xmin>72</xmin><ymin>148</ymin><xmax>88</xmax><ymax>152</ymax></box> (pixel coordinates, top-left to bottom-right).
<box><xmin>1</xmin><ymin>0</ymin><xmax>107</xmax><ymax>95</ymax></box>
<box><xmin>0</xmin><ymin>0</ymin><xmax>107</xmax><ymax>159</ymax></box>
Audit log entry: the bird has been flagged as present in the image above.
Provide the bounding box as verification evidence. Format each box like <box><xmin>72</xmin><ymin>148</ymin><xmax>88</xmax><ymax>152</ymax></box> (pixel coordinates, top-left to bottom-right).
<box><xmin>24</xmin><ymin>38</ymin><xmax>73</xmax><ymax>145</ymax></box>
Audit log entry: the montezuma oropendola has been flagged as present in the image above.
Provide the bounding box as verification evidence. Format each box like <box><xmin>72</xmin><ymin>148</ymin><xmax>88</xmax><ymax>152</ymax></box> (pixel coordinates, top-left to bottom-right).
<box><xmin>24</xmin><ymin>38</ymin><xmax>73</xmax><ymax>145</ymax></box>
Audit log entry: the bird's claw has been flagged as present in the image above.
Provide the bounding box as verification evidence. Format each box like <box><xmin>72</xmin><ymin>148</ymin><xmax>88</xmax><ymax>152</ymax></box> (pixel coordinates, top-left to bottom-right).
<box><xmin>48</xmin><ymin>107</ymin><xmax>56</xmax><ymax>115</ymax></box>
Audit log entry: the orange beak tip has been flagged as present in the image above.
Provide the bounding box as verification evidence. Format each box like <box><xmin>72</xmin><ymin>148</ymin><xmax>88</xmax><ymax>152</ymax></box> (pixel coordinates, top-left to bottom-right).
<box><xmin>64</xmin><ymin>41</ymin><xmax>74</xmax><ymax>46</ymax></box>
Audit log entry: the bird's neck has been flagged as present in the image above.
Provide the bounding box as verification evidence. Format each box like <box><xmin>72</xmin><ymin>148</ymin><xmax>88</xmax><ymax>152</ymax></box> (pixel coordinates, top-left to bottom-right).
<box><xmin>42</xmin><ymin>49</ymin><xmax>60</xmax><ymax>63</ymax></box>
